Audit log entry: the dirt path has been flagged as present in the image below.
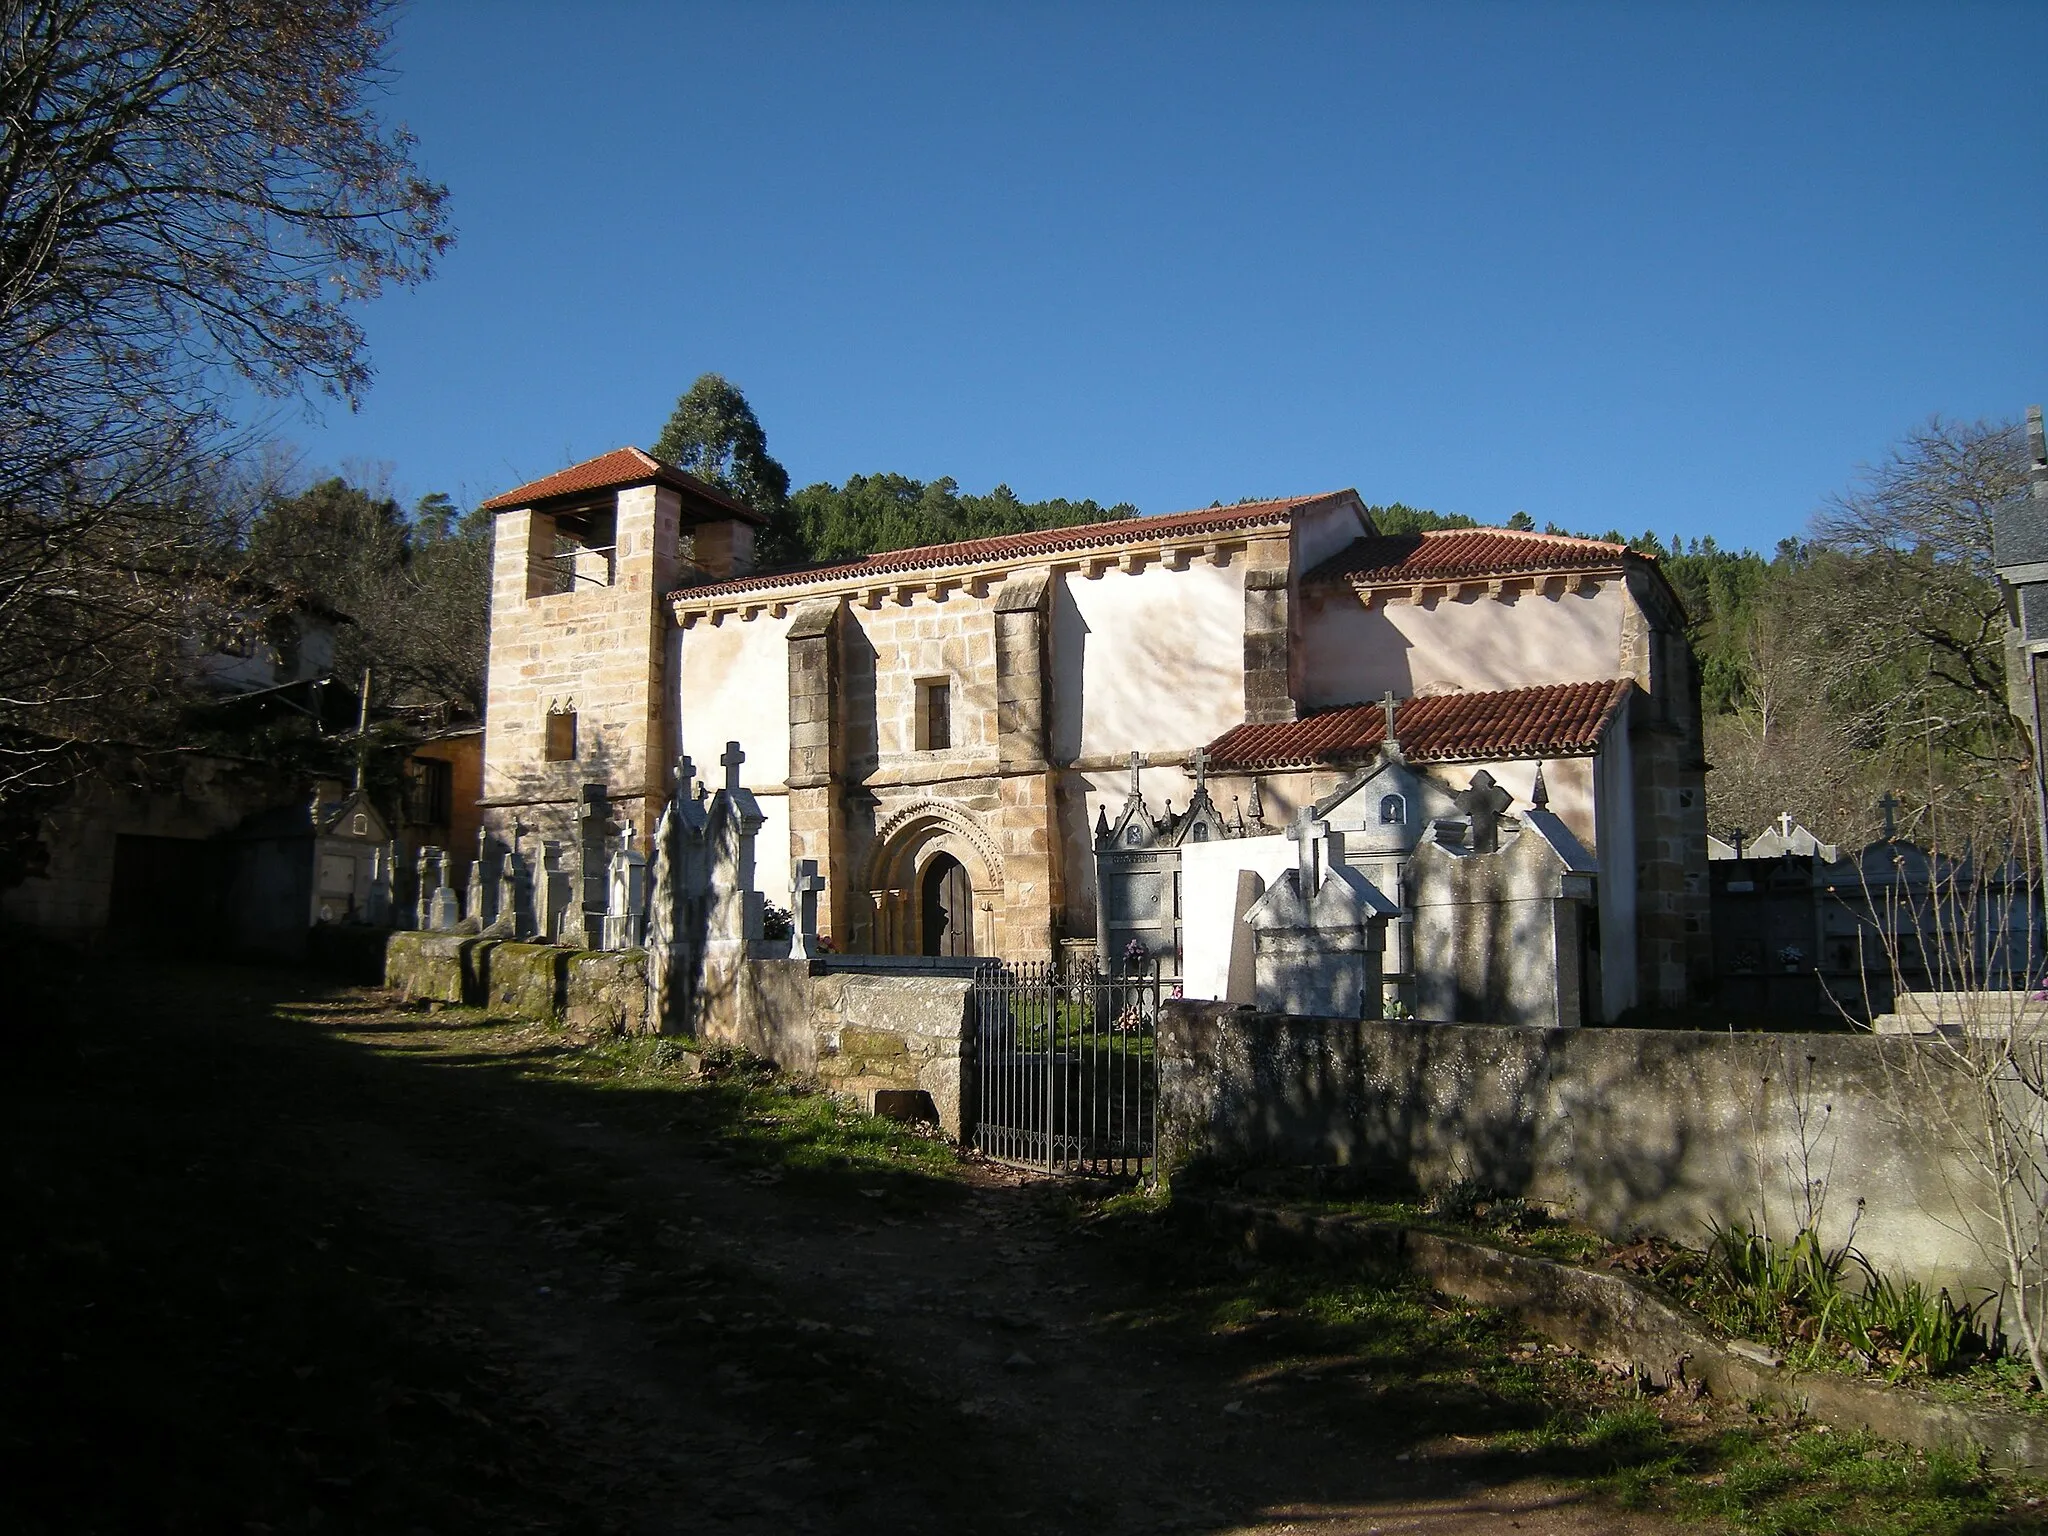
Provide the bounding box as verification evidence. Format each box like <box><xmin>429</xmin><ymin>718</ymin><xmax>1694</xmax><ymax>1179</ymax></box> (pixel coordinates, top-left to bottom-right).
<box><xmin>285</xmin><ymin>987</ymin><xmax>1674</xmax><ymax>1536</ymax></box>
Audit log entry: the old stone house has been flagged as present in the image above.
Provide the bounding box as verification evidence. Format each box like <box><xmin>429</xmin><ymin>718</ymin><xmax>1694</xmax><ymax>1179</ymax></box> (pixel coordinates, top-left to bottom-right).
<box><xmin>478</xmin><ymin>447</ymin><xmax>1710</xmax><ymax>1016</ymax></box>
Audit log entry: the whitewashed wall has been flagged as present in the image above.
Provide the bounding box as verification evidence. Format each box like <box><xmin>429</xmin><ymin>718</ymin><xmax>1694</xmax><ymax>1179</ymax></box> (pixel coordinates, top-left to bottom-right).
<box><xmin>1180</xmin><ymin>833</ymin><xmax>1297</xmax><ymax>1001</ymax></box>
<box><xmin>1291</xmin><ymin>497</ymin><xmax>1369</xmax><ymax>579</ymax></box>
<box><xmin>1296</xmin><ymin>581</ymin><xmax>1627</xmax><ymax>710</ymax></box>
<box><xmin>675</xmin><ymin>610</ymin><xmax>793</xmax><ymax>792</ymax></box>
<box><xmin>1051</xmin><ymin>560</ymin><xmax>1247</xmax><ymax>762</ymax></box>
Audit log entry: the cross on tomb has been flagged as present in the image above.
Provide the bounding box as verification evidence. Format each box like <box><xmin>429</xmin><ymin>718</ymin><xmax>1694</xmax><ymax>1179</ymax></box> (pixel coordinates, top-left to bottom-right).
<box><xmin>1288</xmin><ymin>804</ymin><xmax>1333</xmax><ymax>895</ymax></box>
<box><xmin>1187</xmin><ymin>746</ymin><xmax>1211</xmax><ymax>794</ymax></box>
<box><xmin>618</xmin><ymin>823</ymin><xmax>637</xmax><ymax>855</ymax></box>
<box><xmin>674</xmin><ymin>754</ymin><xmax>695</xmax><ymax>795</ymax></box>
<box><xmin>1456</xmin><ymin>769</ymin><xmax>1513</xmax><ymax>855</ymax></box>
<box><xmin>721</xmin><ymin>740</ymin><xmax>746</xmax><ymax>792</ymax></box>
<box><xmin>1379</xmin><ymin>690</ymin><xmax>1400</xmax><ymax>747</ymax></box>
<box><xmin>1777</xmin><ymin>811</ymin><xmax>1795</xmax><ymax>840</ymax></box>
<box><xmin>1878</xmin><ymin>792</ymin><xmax>1900</xmax><ymax>840</ymax></box>
<box><xmin>1127</xmin><ymin>750</ymin><xmax>1144</xmax><ymax>799</ymax></box>
<box><xmin>791</xmin><ymin>857</ymin><xmax>827</xmax><ymax>955</ymax></box>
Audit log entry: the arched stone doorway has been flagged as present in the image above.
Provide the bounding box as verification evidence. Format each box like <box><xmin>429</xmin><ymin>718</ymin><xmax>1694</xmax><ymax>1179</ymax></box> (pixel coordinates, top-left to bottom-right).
<box><xmin>866</xmin><ymin>801</ymin><xmax>1003</xmax><ymax>956</ymax></box>
<box><xmin>920</xmin><ymin>853</ymin><xmax>972</xmax><ymax>957</ymax></box>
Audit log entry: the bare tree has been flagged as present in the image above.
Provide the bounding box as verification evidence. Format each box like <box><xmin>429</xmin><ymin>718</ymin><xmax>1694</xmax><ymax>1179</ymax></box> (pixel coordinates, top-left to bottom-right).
<box><xmin>1858</xmin><ymin>800</ymin><xmax>2048</xmax><ymax>1392</ymax></box>
<box><xmin>0</xmin><ymin>0</ymin><xmax>450</xmax><ymax>819</ymax></box>
<box><xmin>1805</xmin><ymin>418</ymin><xmax>2033</xmax><ymax>837</ymax></box>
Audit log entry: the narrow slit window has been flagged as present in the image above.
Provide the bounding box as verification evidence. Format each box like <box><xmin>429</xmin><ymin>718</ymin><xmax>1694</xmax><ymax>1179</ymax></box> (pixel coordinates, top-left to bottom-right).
<box><xmin>545</xmin><ymin>707</ymin><xmax>578</xmax><ymax>762</ymax></box>
<box><xmin>918</xmin><ymin>679</ymin><xmax>951</xmax><ymax>752</ymax></box>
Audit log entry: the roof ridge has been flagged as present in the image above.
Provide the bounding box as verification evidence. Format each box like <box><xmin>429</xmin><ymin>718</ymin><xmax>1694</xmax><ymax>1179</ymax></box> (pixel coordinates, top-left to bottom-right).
<box><xmin>667</xmin><ymin>490</ymin><xmax>1358</xmax><ymax>602</ymax></box>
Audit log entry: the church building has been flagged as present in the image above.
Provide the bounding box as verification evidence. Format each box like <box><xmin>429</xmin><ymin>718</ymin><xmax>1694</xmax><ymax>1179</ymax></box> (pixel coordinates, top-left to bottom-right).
<box><xmin>477</xmin><ymin>447</ymin><xmax>1709</xmax><ymax>1017</ymax></box>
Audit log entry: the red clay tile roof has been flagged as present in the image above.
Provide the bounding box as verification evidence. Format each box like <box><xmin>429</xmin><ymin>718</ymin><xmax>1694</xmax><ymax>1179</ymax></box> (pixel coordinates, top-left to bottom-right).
<box><xmin>482</xmin><ymin>447</ymin><xmax>765</xmax><ymax>522</ymax></box>
<box><xmin>1204</xmin><ymin>679</ymin><xmax>1634</xmax><ymax>770</ymax></box>
<box><xmin>669</xmin><ymin>491</ymin><xmax>1359</xmax><ymax>601</ymax></box>
<box><xmin>1308</xmin><ymin>528</ymin><xmax>1632</xmax><ymax>585</ymax></box>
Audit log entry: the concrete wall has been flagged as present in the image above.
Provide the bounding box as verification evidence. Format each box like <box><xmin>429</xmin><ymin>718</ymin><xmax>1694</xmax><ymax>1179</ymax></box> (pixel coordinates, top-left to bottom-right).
<box><xmin>1296</xmin><ymin>579</ymin><xmax>1627</xmax><ymax>711</ymax></box>
<box><xmin>1157</xmin><ymin>1002</ymin><xmax>2013</xmax><ymax>1300</ymax></box>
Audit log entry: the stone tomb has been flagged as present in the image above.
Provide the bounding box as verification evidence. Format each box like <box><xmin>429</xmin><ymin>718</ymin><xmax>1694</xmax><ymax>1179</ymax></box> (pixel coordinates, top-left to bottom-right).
<box><xmin>1242</xmin><ymin>808</ymin><xmax>1397</xmax><ymax>1017</ymax></box>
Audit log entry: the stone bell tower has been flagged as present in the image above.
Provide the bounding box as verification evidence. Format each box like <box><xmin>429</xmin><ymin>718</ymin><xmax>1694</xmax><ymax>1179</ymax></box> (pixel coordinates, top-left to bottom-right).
<box><xmin>476</xmin><ymin>447</ymin><xmax>766</xmax><ymax>935</ymax></box>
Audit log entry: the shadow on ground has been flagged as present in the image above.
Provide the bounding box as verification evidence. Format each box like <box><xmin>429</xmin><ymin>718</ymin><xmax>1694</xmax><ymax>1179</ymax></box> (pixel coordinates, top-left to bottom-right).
<box><xmin>2</xmin><ymin>958</ymin><xmax>2021</xmax><ymax>1535</ymax></box>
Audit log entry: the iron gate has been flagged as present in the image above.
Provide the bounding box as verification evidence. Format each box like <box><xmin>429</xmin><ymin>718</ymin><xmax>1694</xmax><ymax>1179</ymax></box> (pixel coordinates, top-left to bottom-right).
<box><xmin>971</xmin><ymin>960</ymin><xmax>1158</xmax><ymax>1178</ymax></box>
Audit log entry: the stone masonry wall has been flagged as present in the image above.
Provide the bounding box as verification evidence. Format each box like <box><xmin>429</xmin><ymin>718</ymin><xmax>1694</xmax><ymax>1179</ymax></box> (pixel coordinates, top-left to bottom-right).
<box><xmin>384</xmin><ymin>931</ymin><xmax>648</xmax><ymax>1038</ymax></box>
<box><xmin>480</xmin><ymin>482</ymin><xmax>680</xmax><ymax>860</ymax></box>
<box><xmin>693</xmin><ymin>951</ymin><xmax>977</xmax><ymax>1139</ymax></box>
<box><xmin>1157</xmin><ymin>1001</ymin><xmax>2009</xmax><ymax>1301</ymax></box>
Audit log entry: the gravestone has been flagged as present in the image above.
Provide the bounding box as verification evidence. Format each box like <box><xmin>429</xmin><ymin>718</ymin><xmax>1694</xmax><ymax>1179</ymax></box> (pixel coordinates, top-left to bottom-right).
<box><xmin>705</xmin><ymin>741</ymin><xmax>766</xmax><ymax>954</ymax></box>
<box><xmin>411</xmin><ymin>846</ymin><xmax>441</xmax><ymax>930</ymax></box>
<box><xmin>504</xmin><ymin>841</ymin><xmax>538</xmax><ymax>939</ymax></box>
<box><xmin>366</xmin><ymin>841</ymin><xmax>395</xmax><ymax>927</ymax></box>
<box><xmin>601</xmin><ymin>825</ymin><xmax>648</xmax><ymax>951</ymax></box>
<box><xmin>428</xmin><ymin>879</ymin><xmax>461</xmax><ymax>933</ymax></box>
<box><xmin>466</xmin><ymin>828</ymin><xmax>497</xmax><ymax>931</ymax></box>
<box><xmin>646</xmin><ymin>753</ymin><xmax>712</xmax><ymax>1031</ymax></box>
<box><xmin>1242</xmin><ymin>807</ymin><xmax>1397</xmax><ymax>1017</ymax></box>
<box><xmin>790</xmin><ymin>857</ymin><xmax>827</xmax><ymax>959</ymax></box>
<box><xmin>1410</xmin><ymin>797</ymin><xmax>1597</xmax><ymax>1028</ymax></box>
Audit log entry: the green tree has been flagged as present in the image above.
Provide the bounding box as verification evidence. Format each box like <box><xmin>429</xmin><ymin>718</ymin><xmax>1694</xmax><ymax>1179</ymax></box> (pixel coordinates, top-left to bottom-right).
<box><xmin>242</xmin><ymin>479</ymin><xmax>489</xmax><ymax>718</ymax></box>
<box><xmin>652</xmin><ymin>374</ymin><xmax>796</xmax><ymax>562</ymax></box>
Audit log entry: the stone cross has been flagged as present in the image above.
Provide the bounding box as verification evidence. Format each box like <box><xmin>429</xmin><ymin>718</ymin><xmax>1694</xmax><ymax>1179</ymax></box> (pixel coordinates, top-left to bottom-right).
<box><xmin>1456</xmin><ymin>770</ymin><xmax>1513</xmax><ymax>855</ymax></box>
<box><xmin>1777</xmin><ymin>811</ymin><xmax>1795</xmax><ymax>840</ymax></box>
<box><xmin>790</xmin><ymin>858</ymin><xmax>827</xmax><ymax>959</ymax></box>
<box><xmin>1878</xmin><ymin>792</ymin><xmax>1900</xmax><ymax>840</ymax></box>
<box><xmin>721</xmin><ymin>740</ymin><xmax>746</xmax><ymax>792</ymax></box>
<box><xmin>1187</xmin><ymin>746</ymin><xmax>1210</xmax><ymax>793</ymax></box>
<box><xmin>1379</xmin><ymin>691</ymin><xmax>1399</xmax><ymax>746</ymax></box>
<box><xmin>674</xmin><ymin>753</ymin><xmax>695</xmax><ymax>796</ymax></box>
<box><xmin>1288</xmin><ymin>805</ymin><xmax>1332</xmax><ymax>895</ymax></box>
<box><xmin>1127</xmin><ymin>750</ymin><xmax>1144</xmax><ymax>799</ymax></box>
<box><xmin>1730</xmin><ymin>826</ymin><xmax>1747</xmax><ymax>859</ymax></box>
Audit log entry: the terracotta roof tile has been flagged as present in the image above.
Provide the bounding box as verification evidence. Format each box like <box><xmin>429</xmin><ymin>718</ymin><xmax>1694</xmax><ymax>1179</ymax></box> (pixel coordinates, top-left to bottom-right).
<box><xmin>483</xmin><ymin>447</ymin><xmax>764</xmax><ymax>521</ymax></box>
<box><xmin>1309</xmin><ymin>528</ymin><xmax>1632</xmax><ymax>585</ymax></box>
<box><xmin>1205</xmin><ymin>679</ymin><xmax>1634</xmax><ymax>771</ymax></box>
<box><xmin>670</xmin><ymin>491</ymin><xmax>1358</xmax><ymax>601</ymax></box>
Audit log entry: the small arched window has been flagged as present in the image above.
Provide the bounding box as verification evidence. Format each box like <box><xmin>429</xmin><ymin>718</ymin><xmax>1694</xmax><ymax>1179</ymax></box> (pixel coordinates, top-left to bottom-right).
<box><xmin>1125</xmin><ymin>824</ymin><xmax>1143</xmax><ymax>846</ymax></box>
<box><xmin>1190</xmin><ymin>822</ymin><xmax>1209</xmax><ymax>842</ymax></box>
<box><xmin>1379</xmin><ymin>793</ymin><xmax>1407</xmax><ymax>826</ymax></box>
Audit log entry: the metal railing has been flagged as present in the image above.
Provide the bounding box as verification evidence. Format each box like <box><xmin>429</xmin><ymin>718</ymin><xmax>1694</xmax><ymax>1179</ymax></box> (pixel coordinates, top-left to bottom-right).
<box><xmin>971</xmin><ymin>959</ymin><xmax>1158</xmax><ymax>1179</ymax></box>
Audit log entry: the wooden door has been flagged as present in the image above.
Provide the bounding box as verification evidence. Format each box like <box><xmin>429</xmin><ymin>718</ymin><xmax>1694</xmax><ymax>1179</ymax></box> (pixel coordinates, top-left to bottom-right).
<box><xmin>920</xmin><ymin>854</ymin><xmax>972</xmax><ymax>957</ymax></box>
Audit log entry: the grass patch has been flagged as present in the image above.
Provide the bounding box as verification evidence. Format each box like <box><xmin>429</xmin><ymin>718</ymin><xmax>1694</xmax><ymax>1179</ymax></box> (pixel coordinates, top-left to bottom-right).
<box><xmin>529</xmin><ymin>1030</ymin><xmax>967</xmax><ymax>1186</ymax></box>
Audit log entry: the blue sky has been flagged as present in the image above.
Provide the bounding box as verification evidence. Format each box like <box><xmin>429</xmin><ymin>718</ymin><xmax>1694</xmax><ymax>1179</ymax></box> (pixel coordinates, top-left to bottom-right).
<box><xmin>285</xmin><ymin>2</ymin><xmax>2046</xmax><ymax>554</ymax></box>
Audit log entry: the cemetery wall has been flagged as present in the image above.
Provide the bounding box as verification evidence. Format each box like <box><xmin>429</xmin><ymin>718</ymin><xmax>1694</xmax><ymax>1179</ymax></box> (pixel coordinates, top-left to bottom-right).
<box><xmin>1157</xmin><ymin>1002</ymin><xmax>2008</xmax><ymax>1299</ymax></box>
<box><xmin>383</xmin><ymin>932</ymin><xmax>647</xmax><ymax>1036</ymax></box>
<box><xmin>1296</xmin><ymin>578</ymin><xmax>1629</xmax><ymax>711</ymax></box>
<box><xmin>696</xmin><ymin>955</ymin><xmax>976</xmax><ymax>1138</ymax></box>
